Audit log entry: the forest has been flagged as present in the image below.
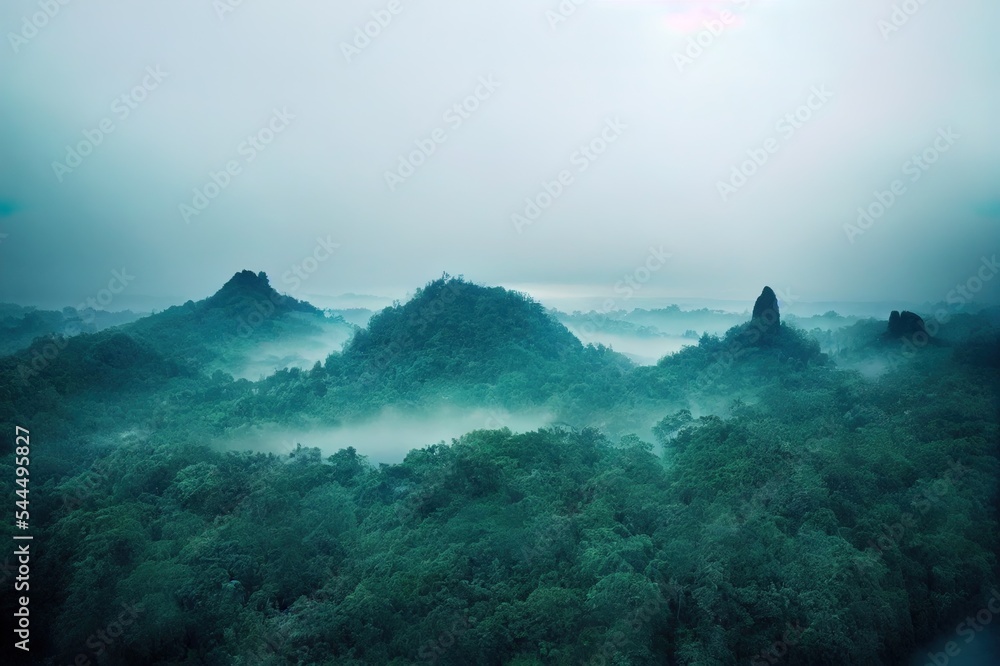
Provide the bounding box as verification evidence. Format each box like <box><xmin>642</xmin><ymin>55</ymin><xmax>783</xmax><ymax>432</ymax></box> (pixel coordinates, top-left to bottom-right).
<box><xmin>0</xmin><ymin>273</ymin><xmax>997</xmax><ymax>665</ymax></box>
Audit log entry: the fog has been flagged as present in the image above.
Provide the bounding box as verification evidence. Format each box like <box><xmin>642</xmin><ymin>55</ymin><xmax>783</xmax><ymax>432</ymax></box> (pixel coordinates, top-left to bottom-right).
<box><xmin>213</xmin><ymin>406</ymin><xmax>556</xmax><ymax>465</ymax></box>
<box><xmin>566</xmin><ymin>327</ymin><xmax>695</xmax><ymax>365</ymax></box>
<box><xmin>2</xmin><ymin>1</ymin><xmax>998</xmax><ymax>309</ymax></box>
<box><xmin>229</xmin><ymin>325</ymin><xmax>356</xmax><ymax>380</ymax></box>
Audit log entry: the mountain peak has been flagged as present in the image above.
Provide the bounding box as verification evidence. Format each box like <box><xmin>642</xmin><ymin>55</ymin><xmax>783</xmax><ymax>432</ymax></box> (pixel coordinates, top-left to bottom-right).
<box><xmin>195</xmin><ymin>270</ymin><xmax>321</xmax><ymax>319</ymax></box>
<box><xmin>216</xmin><ymin>270</ymin><xmax>273</xmax><ymax>295</ymax></box>
<box><xmin>751</xmin><ymin>286</ymin><xmax>780</xmax><ymax>333</ymax></box>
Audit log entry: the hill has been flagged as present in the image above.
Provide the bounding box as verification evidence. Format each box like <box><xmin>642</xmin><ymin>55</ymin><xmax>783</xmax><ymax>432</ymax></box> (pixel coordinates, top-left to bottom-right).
<box><xmin>0</xmin><ymin>303</ymin><xmax>144</xmax><ymax>355</ymax></box>
<box><xmin>123</xmin><ymin>270</ymin><xmax>357</xmax><ymax>379</ymax></box>
<box><xmin>240</xmin><ymin>276</ymin><xmax>636</xmax><ymax>422</ymax></box>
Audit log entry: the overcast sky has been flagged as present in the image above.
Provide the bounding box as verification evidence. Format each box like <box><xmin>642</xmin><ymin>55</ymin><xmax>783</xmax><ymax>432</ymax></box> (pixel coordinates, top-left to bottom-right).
<box><xmin>1</xmin><ymin>0</ymin><xmax>998</xmax><ymax>312</ymax></box>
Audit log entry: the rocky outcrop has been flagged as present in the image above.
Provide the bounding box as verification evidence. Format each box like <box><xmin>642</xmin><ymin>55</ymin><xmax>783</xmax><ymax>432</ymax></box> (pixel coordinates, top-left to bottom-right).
<box><xmin>751</xmin><ymin>286</ymin><xmax>780</xmax><ymax>334</ymax></box>
<box><xmin>887</xmin><ymin>310</ymin><xmax>927</xmax><ymax>338</ymax></box>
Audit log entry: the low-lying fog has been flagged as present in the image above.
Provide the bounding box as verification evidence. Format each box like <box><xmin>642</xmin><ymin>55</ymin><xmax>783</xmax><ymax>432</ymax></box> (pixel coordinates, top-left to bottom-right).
<box><xmin>214</xmin><ymin>407</ymin><xmax>556</xmax><ymax>464</ymax></box>
<box><xmin>229</xmin><ymin>326</ymin><xmax>355</xmax><ymax>381</ymax></box>
<box><xmin>566</xmin><ymin>328</ymin><xmax>696</xmax><ymax>365</ymax></box>
<box><xmin>560</xmin><ymin>308</ymin><xmax>867</xmax><ymax>366</ymax></box>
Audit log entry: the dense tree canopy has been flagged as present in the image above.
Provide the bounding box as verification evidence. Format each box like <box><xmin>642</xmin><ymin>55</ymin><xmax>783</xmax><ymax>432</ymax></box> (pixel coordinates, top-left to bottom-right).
<box><xmin>0</xmin><ymin>278</ymin><xmax>997</xmax><ymax>664</ymax></box>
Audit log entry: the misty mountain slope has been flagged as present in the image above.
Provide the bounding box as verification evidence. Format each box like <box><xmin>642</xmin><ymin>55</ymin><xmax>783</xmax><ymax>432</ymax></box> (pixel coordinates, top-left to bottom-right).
<box><xmin>192</xmin><ymin>277</ymin><xmax>638</xmax><ymax>433</ymax></box>
<box><xmin>0</xmin><ymin>328</ymin><xmax>193</xmax><ymax>437</ymax></box>
<box><xmin>0</xmin><ymin>302</ymin><xmax>145</xmax><ymax>356</ymax></box>
<box><xmin>347</xmin><ymin>277</ymin><xmax>585</xmax><ymax>367</ymax></box>
<box><xmin>20</xmin><ymin>337</ymin><xmax>998</xmax><ymax>666</ymax></box>
<box><xmin>317</xmin><ymin>277</ymin><xmax>635</xmax><ymax>408</ymax></box>
<box><xmin>804</xmin><ymin>309</ymin><xmax>1000</xmax><ymax>380</ymax></box>
<box><xmin>622</xmin><ymin>307</ymin><xmax>829</xmax><ymax>416</ymax></box>
<box><xmin>122</xmin><ymin>270</ymin><xmax>358</xmax><ymax>378</ymax></box>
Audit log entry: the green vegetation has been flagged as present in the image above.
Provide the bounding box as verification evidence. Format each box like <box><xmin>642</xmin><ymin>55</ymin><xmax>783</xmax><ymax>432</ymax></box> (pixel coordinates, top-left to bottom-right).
<box><xmin>0</xmin><ymin>275</ymin><xmax>997</xmax><ymax>664</ymax></box>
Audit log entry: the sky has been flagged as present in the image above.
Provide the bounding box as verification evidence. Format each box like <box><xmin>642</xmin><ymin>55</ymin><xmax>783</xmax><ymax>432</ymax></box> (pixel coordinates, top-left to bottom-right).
<box><xmin>0</xmin><ymin>0</ymin><xmax>998</xmax><ymax>313</ymax></box>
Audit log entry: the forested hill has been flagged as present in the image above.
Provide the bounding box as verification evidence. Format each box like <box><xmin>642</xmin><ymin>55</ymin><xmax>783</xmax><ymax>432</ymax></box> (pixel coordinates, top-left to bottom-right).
<box><xmin>320</xmin><ymin>276</ymin><xmax>632</xmax><ymax>404</ymax></box>
<box><xmin>347</xmin><ymin>276</ymin><xmax>585</xmax><ymax>370</ymax></box>
<box><xmin>241</xmin><ymin>276</ymin><xmax>635</xmax><ymax>422</ymax></box>
<box><xmin>120</xmin><ymin>270</ymin><xmax>356</xmax><ymax>376</ymax></box>
<box><xmin>0</xmin><ymin>275</ymin><xmax>998</xmax><ymax>664</ymax></box>
<box><xmin>0</xmin><ymin>302</ymin><xmax>144</xmax><ymax>356</ymax></box>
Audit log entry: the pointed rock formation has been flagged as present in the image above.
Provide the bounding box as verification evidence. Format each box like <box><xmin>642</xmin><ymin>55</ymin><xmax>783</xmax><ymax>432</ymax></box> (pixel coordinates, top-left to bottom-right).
<box><xmin>751</xmin><ymin>286</ymin><xmax>780</xmax><ymax>335</ymax></box>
